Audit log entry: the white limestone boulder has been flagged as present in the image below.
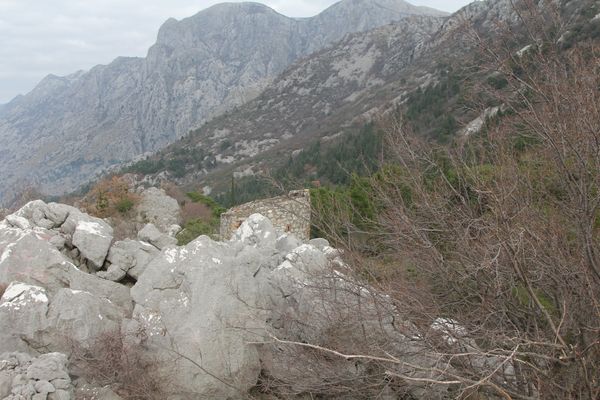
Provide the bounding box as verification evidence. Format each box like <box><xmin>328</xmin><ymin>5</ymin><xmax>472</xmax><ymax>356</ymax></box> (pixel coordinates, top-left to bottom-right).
<box><xmin>71</xmin><ymin>219</ymin><xmax>113</xmax><ymax>269</ymax></box>
<box><xmin>136</xmin><ymin>187</ymin><xmax>181</xmax><ymax>233</ymax></box>
<box><xmin>137</xmin><ymin>223</ymin><xmax>176</xmax><ymax>250</ymax></box>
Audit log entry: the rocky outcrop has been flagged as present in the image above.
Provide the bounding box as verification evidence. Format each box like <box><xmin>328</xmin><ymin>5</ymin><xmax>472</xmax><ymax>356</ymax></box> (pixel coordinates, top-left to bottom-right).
<box><xmin>0</xmin><ymin>201</ymin><xmax>133</xmax><ymax>355</ymax></box>
<box><xmin>0</xmin><ymin>199</ymin><xmax>512</xmax><ymax>399</ymax></box>
<box><xmin>124</xmin><ymin>213</ymin><xmax>457</xmax><ymax>399</ymax></box>
<box><xmin>0</xmin><ymin>0</ymin><xmax>447</xmax><ymax>206</ymax></box>
<box><xmin>137</xmin><ymin>223</ymin><xmax>177</xmax><ymax>250</ymax></box>
<box><xmin>134</xmin><ymin>187</ymin><xmax>181</xmax><ymax>234</ymax></box>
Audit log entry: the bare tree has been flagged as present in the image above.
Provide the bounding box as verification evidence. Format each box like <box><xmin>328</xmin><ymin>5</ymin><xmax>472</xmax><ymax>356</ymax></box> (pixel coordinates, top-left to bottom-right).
<box><xmin>256</xmin><ymin>2</ymin><xmax>600</xmax><ymax>399</ymax></box>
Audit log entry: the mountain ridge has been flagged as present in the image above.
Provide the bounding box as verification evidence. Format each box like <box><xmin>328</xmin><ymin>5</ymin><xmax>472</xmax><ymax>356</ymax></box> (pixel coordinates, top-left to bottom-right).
<box><xmin>0</xmin><ymin>0</ymin><xmax>448</xmax><ymax>207</ymax></box>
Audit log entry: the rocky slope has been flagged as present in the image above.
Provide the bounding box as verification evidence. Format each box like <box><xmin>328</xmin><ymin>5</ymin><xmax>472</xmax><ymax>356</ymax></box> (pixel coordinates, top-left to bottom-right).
<box><xmin>136</xmin><ymin>0</ymin><xmax>599</xmax><ymax>197</ymax></box>
<box><xmin>0</xmin><ymin>0</ymin><xmax>447</xmax><ymax>206</ymax></box>
<box><xmin>188</xmin><ymin>15</ymin><xmax>441</xmax><ymax>184</ymax></box>
<box><xmin>130</xmin><ymin>6</ymin><xmax>471</xmax><ymax>192</ymax></box>
<box><xmin>0</xmin><ymin>197</ymin><xmax>514</xmax><ymax>399</ymax></box>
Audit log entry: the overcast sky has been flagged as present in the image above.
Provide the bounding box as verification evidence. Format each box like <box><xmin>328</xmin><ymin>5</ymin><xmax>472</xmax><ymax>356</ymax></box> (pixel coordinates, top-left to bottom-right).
<box><xmin>0</xmin><ymin>0</ymin><xmax>472</xmax><ymax>104</ymax></box>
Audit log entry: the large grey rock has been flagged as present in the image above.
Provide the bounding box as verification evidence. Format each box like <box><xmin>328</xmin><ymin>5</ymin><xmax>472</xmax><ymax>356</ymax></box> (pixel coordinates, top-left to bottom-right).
<box><xmin>136</xmin><ymin>188</ymin><xmax>181</xmax><ymax>233</ymax></box>
<box><xmin>105</xmin><ymin>239</ymin><xmax>159</xmax><ymax>280</ymax></box>
<box><xmin>0</xmin><ymin>227</ymin><xmax>69</xmax><ymax>293</ymax></box>
<box><xmin>0</xmin><ymin>224</ymin><xmax>131</xmax><ymax>315</ymax></box>
<box><xmin>0</xmin><ymin>282</ymin><xmax>125</xmax><ymax>355</ymax></box>
<box><xmin>275</xmin><ymin>233</ymin><xmax>302</xmax><ymax>254</ymax></box>
<box><xmin>128</xmin><ymin>234</ymin><xmax>276</xmax><ymax>398</ymax></box>
<box><xmin>0</xmin><ymin>283</ymin><xmax>51</xmax><ymax>353</ymax></box>
<box><xmin>137</xmin><ymin>224</ymin><xmax>176</xmax><ymax>250</ymax></box>
<box><xmin>71</xmin><ymin>218</ymin><xmax>113</xmax><ymax>269</ymax></box>
<box><xmin>5</xmin><ymin>201</ymin><xmax>77</xmax><ymax>232</ymax></box>
<box><xmin>231</xmin><ymin>213</ymin><xmax>277</xmax><ymax>248</ymax></box>
<box><xmin>67</xmin><ymin>271</ymin><xmax>132</xmax><ymax>314</ymax></box>
<box><xmin>45</xmin><ymin>288</ymin><xmax>123</xmax><ymax>350</ymax></box>
<box><xmin>0</xmin><ymin>205</ymin><xmax>132</xmax><ymax>354</ymax></box>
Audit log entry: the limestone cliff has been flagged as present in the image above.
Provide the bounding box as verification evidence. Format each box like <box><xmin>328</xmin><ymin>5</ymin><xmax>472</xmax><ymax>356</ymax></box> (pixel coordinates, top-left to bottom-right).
<box><xmin>0</xmin><ymin>0</ymin><xmax>446</xmax><ymax>206</ymax></box>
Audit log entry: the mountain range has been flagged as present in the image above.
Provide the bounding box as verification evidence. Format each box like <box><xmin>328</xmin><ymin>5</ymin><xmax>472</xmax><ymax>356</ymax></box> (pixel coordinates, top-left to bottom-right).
<box><xmin>0</xmin><ymin>0</ymin><xmax>447</xmax><ymax>206</ymax></box>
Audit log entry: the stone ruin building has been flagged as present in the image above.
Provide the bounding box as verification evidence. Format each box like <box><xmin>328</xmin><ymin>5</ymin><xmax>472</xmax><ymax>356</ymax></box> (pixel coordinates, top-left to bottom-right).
<box><xmin>220</xmin><ymin>189</ymin><xmax>311</xmax><ymax>241</ymax></box>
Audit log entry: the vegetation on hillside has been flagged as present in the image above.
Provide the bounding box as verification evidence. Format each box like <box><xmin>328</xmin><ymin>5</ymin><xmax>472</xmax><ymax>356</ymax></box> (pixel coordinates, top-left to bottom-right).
<box><xmin>214</xmin><ymin>123</ymin><xmax>384</xmax><ymax>208</ymax></box>
<box><xmin>281</xmin><ymin>6</ymin><xmax>600</xmax><ymax>398</ymax></box>
<box><xmin>175</xmin><ymin>192</ymin><xmax>225</xmax><ymax>245</ymax></box>
<box><xmin>82</xmin><ymin>176</ymin><xmax>139</xmax><ymax>218</ymax></box>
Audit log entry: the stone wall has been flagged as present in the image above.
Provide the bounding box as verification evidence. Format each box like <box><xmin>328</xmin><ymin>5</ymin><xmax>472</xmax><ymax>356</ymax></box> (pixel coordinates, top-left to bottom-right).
<box><xmin>220</xmin><ymin>190</ymin><xmax>311</xmax><ymax>241</ymax></box>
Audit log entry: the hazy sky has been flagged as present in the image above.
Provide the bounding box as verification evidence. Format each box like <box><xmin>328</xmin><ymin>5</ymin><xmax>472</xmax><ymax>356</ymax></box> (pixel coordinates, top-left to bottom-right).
<box><xmin>0</xmin><ymin>0</ymin><xmax>473</xmax><ymax>104</ymax></box>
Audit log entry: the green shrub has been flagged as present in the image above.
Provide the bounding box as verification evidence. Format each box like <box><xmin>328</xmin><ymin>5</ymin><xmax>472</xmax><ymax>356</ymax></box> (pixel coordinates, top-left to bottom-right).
<box><xmin>175</xmin><ymin>193</ymin><xmax>225</xmax><ymax>245</ymax></box>
<box><xmin>176</xmin><ymin>219</ymin><xmax>217</xmax><ymax>245</ymax></box>
<box><xmin>116</xmin><ymin>198</ymin><xmax>135</xmax><ymax>214</ymax></box>
<box><xmin>186</xmin><ymin>192</ymin><xmax>226</xmax><ymax>217</ymax></box>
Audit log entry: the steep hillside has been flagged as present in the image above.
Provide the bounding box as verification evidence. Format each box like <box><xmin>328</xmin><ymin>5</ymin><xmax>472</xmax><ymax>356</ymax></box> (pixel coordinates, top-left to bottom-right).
<box><xmin>126</xmin><ymin>6</ymin><xmax>477</xmax><ymax>193</ymax></box>
<box><xmin>0</xmin><ymin>0</ymin><xmax>446</xmax><ymax>207</ymax></box>
<box><xmin>130</xmin><ymin>0</ymin><xmax>599</xmax><ymax>200</ymax></box>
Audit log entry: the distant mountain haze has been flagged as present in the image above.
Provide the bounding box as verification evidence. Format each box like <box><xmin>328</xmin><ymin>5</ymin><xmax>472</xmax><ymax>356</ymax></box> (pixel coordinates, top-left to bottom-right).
<box><xmin>0</xmin><ymin>0</ymin><xmax>447</xmax><ymax>206</ymax></box>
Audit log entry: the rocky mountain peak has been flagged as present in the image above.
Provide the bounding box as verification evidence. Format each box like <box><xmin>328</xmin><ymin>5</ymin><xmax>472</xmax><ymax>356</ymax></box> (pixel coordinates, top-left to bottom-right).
<box><xmin>321</xmin><ymin>0</ymin><xmax>449</xmax><ymax>17</ymax></box>
<box><xmin>0</xmin><ymin>0</ymin><xmax>447</xmax><ymax>206</ymax></box>
<box><xmin>155</xmin><ymin>2</ymin><xmax>289</xmax><ymax>47</ymax></box>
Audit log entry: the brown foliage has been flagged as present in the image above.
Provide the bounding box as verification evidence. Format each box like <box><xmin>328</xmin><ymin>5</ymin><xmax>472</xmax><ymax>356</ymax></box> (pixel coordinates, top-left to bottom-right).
<box><xmin>0</xmin><ymin>283</ymin><xmax>7</xmax><ymax>299</ymax></box>
<box><xmin>69</xmin><ymin>330</ymin><xmax>169</xmax><ymax>400</ymax></box>
<box><xmin>83</xmin><ymin>175</ymin><xmax>139</xmax><ymax>218</ymax></box>
<box><xmin>160</xmin><ymin>182</ymin><xmax>213</xmax><ymax>223</ymax></box>
<box><xmin>160</xmin><ymin>182</ymin><xmax>187</xmax><ymax>205</ymax></box>
<box><xmin>181</xmin><ymin>201</ymin><xmax>212</xmax><ymax>223</ymax></box>
<box><xmin>277</xmin><ymin>3</ymin><xmax>600</xmax><ymax>399</ymax></box>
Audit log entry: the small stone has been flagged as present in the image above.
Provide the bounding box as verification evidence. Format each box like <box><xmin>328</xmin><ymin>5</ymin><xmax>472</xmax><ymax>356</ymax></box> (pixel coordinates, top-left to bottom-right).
<box><xmin>48</xmin><ymin>389</ymin><xmax>71</xmax><ymax>400</ymax></box>
<box><xmin>50</xmin><ymin>379</ymin><xmax>70</xmax><ymax>390</ymax></box>
<box><xmin>27</xmin><ymin>353</ymin><xmax>69</xmax><ymax>381</ymax></box>
<box><xmin>12</xmin><ymin>381</ymin><xmax>36</xmax><ymax>397</ymax></box>
<box><xmin>33</xmin><ymin>393</ymin><xmax>48</xmax><ymax>400</ymax></box>
<box><xmin>37</xmin><ymin>219</ymin><xmax>56</xmax><ymax>230</ymax></box>
<box><xmin>96</xmin><ymin>264</ymin><xmax>127</xmax><ymax>282</ymax></box>
<box><xmin>49</xmin><ymin>235</ymin><xmax>66</xmax><ymax>250</ymax></box>
<box><xmin>35</xmin><ymin>380</ymin><xmax>55</xmax><ymax>394</ymax></box>
<box><xmin>6</xmin><ymin>215</ymin><xmax>32</xmax><ymax>230</ymax></box>
<box><xmin>11</xmin><ymin>374</ymin><xmax>27</xmax><ymax>387</ymax></box>
<box><xmin>14</xmin><ymin>353</ymin><xmax>33</xmax><ymax>365</ymax></box>
<box><xmin>138</xmin><ymin>223</ymin><xmax>177</xmax><ymax>250</ymax></box>
<box><xmin>308</xmin><ymin>238</ymin><xmax>329</xmax><ymax>250</ymax></box>
<box><xmin>96</xmin><ymin>387</ymin><xmax>123</xmax><ymax>400</ymax></box>
<box><xmin>68</xmin><ymin>248</ymin><xmax>80</xmax><ymax>260</ymax></box>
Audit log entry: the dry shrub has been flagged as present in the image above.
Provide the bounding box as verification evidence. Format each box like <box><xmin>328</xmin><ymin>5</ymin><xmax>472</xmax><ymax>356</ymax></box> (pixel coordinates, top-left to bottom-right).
<box><xmin>82</xmin><ymin>175</ymin><xmax>139</xmax><ymax>218</ymax></box>
<box><xmin>273</xmin><ymin>3</ymin><xmax>600</xmax><ymax>399</ymax></box>
<box><xmin>160</xmin><ymin>182</ymin><xmax>187</xmax><ymax>205</ymax></box>
<box><xmin>181</xmin><ymin>201</ymin><xmax>212</xmax><ymax>223</ymax></box>
<box><xmin>70</xmin><ymin>330</ymin><xmax>169</xmax><ymax>400</ymax></box>
<box><xmin>160</xmin><ymin>182</ymin><xmax>213</xmax><ymax>224</ymax></box>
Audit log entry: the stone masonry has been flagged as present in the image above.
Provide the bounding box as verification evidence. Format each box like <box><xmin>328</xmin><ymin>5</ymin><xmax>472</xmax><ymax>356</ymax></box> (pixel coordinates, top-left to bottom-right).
<box><xmin>220</xmin><ymin>190</ymin><xmax>311</xmax><ymax>241</ymax></box>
